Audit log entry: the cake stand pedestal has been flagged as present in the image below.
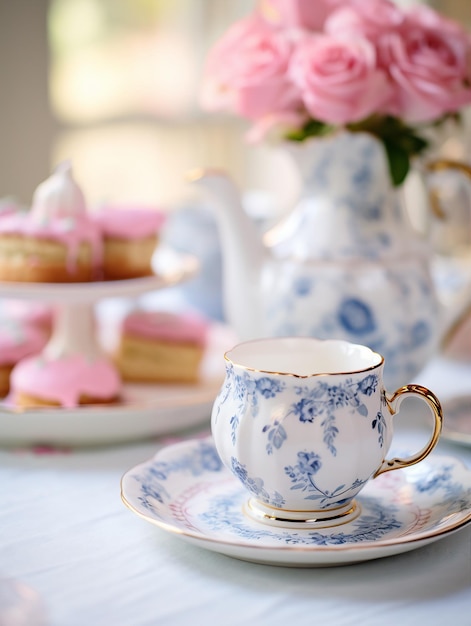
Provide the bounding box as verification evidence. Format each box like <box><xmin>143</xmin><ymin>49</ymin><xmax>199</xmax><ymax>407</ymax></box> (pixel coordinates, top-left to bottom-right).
<box><xmin>0</xmin><ymin>246</ymin><xmax>199</xmax><ymax>361</ymax></box>
<box><xmin>0</xmin><ymin>248</ymin><xmax>232</xmax><ymax>447</ymax></box>
<box><xmin>44</xmin><ymin>303</ymin><xmax>100</xmax><ymax>360</ymax></box>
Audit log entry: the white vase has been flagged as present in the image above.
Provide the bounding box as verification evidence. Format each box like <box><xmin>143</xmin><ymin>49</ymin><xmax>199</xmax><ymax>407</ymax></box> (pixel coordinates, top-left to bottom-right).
<box><xmin>262</xmin><ymin>131</ymin><xmax>440</xmax><ymax>388</ymax></box>
<box><xmin>191</xmin><ymin>131</ymin><xmax>467</xmax><ymax>390</ymax></box>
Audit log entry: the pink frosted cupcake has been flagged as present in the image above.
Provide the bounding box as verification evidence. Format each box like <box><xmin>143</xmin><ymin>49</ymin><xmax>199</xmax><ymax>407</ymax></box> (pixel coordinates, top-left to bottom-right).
<box><xmin>91</xmin><ymin>207</ymin><xmax>166</xmax><ymax>280</ymax></box>
<box><xmin>115</xmin><ymin>310</ymin><xmax>209</xmax><ymax>383</ymax></box>
<box><xmin>0</xmin><ymin>163</ymin><xmax>103</xmax><ymax>282</ymax></box>
<box><xmin>0</xmin><ymin>318</ymin><xmax>48</xmax><ymax>397</ymax></box>
<box><xmin>11</xmin><ymin>353</ymin><xmax>122</xmax><ymax>408</ymax></box>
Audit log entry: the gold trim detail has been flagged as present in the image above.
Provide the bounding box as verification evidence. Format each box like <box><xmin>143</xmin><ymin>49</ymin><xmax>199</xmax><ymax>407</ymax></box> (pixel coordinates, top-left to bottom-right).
<box><xmin>426</xmin><ymin>159</ymin><xmax>471</xmax><ymax>179</ymax></box>
<box><xmin>244</xmin><ymin>498</ymin><xmax>361</xmax><ymax>529</ymax></box>
<box><xmin>425</xmin><ymin>159</ymin><xmax>471</xmax><ymax>221</ymax></box>
<box><xmin>120</xmin><ymin>487</ymin><xmax>471</xmax><ymax>555</ymax></box>
<box><xmin>224</xmin><ymin>337</ymin><xmax>384</xmax><ymax>379</ymax></box>
<box><xmin>374</xmin><ymin>384</ymin><xmax>443</xmax><ymax>477</ymax></box>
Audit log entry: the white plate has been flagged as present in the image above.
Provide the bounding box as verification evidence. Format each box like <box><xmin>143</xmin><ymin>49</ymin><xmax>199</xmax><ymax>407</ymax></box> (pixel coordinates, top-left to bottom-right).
<box><xmin>0</xmin><ymin>246</ymin><xmax>198</xmax><ymax>303</ymax></box>
<box><xmin>441</xmin><ymin>395</ymin><xmax>471</xmax><ymax>446</ymax></box>
<box><xmin>121</xmin><ymin>437</ymin><xmax>471</xmax><ymax>568</ymax></box>
<box><xmin>0</xmin><ymin>326</ymin><xmax>234</xmax><ymax>447</ymax></box>
<box><xmin>0</xmin><ymin>381</ymin><xmax>218</xmax><ymax>447</ymax></box>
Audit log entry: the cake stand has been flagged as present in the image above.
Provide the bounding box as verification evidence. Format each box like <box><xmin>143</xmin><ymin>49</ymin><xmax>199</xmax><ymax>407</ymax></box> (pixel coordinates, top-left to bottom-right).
<box><xmin>0</xmin><ymin>247</ymin><xmax>229</xmax><ymax>447</ymax></box>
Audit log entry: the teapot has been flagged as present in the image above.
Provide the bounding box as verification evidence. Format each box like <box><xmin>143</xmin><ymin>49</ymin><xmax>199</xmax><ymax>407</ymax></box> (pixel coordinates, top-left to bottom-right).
<box><xmin>190</xmin><ymin>131</ymin><xmax>471</xmax><ymax>389</ymax></box>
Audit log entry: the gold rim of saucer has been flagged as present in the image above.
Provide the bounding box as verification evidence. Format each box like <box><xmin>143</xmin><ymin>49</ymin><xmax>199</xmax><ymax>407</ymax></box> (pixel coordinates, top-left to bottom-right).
<box><xmin>244</xmin><ymin>498</ymin><xmax>362</xmax><ymax>530</ymax></box>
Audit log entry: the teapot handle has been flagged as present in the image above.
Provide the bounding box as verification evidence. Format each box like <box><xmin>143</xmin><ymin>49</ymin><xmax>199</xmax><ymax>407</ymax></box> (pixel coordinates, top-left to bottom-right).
<box><xmin>423</xmin><ymin>158</ymin><xmax>471</xmax><ymax>348</ymax></box>
<box><xmin>426</xmin><ymin>158</ymin><xmax>471</xmax><ymax>177</ymax></box>
<box><xmin>425</xmin><ymin>159</ymin><xmax>471</xmax><ymax>220</ymax></box>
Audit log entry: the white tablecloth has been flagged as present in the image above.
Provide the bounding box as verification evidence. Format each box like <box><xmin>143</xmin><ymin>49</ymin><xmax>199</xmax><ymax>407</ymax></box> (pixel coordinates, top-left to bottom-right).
<box><xmin>1</xmin><ymin>356</ymin><xmax>471</xmax><ymax>626</ymax></box>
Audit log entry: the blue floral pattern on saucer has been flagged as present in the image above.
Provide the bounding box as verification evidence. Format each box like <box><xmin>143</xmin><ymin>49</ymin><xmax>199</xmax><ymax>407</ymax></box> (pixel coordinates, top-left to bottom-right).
<box><xmin>121</xmin><ymin>438</ymin><xmax>471</xmax><ymax>567</ymax></box>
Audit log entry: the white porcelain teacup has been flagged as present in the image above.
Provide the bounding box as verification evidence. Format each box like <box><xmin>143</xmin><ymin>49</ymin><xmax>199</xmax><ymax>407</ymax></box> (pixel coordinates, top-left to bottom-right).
<box><xmin>211</xmin><ymin>337</ymin><xmax>443</xmax><ymax>528</ymax></box>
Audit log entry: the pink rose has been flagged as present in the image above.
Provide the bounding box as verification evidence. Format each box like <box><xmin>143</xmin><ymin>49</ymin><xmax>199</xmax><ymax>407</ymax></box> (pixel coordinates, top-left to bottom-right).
<box><xmin>289</xmin><ymin>34</ymin><xmax>393</xmax><ymax>125</ymax></box>
<box><xmin>379</xmin><ymin>6</ymin><xmax>471</xmax><ymax>122</ymax></box>
<box><xmin>406</xmin><ymin>5</ymin><xmax>470</xmax><ymax>43</ymax></box>
<box><xmin>325</xmin><ymin>0</ymin><xmax>404</xmax><ymax>41</ymax></box>
<box><xmin>258</xmin><ymin>0</ymin><xmax>346</xmax><ymax>32</ymax></box>
<box><xmin>199</xmin><ymin>15</ymin><xmax>300</xmax><ymax>120</ymax></box>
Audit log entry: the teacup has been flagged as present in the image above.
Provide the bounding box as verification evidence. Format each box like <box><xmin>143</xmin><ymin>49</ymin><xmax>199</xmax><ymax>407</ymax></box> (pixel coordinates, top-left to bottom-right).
<box><xmin>211</xmin><ymin>337</ymin><xmax>443</xmax><ymax>528</ymax></box>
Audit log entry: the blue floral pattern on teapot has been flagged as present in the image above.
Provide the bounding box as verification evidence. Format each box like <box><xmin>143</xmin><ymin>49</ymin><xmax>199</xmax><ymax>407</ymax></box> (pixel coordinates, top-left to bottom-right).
<box><xmin>191</xmin><ymin>131</ymin><xmax>458</xmax><ymax>390</ymax></box>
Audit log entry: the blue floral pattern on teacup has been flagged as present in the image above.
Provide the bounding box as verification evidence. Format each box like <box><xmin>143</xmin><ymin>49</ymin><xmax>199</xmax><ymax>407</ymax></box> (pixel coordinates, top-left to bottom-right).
<box><xmin>231</xmin><ymin>457</ymin><xmax>285</xmax><ymax>508</ymax></box>
<box><xmin>285</xmin><ymin>374</ymin><xmax>380</xmax><ymax>455</ymax></box>
<box><xmin>220</xmin><ymin>370</ymin><xmax>383</xmax><ymax>458</ymax></box>
<box><xmin>214</xmin><ymin>363</ymin><xmax>286</xmax><ymax>422</ymax></box>
<box><xmin>212</xmin><ymin>363</ymin><xmax>393</xmax><ymax>510</ymax></box>
<box><xmin>284</xmin><ymin>451</ymin><xmax>369</xmax><ymax>506</ymax></box>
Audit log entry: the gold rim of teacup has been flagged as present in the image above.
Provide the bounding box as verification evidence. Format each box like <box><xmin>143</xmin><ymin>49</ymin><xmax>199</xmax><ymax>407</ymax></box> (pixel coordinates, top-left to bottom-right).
<box><xmin>224</xmin><ymin>336</ymin><xmax>384</xmax><ymax>378</ymax></box>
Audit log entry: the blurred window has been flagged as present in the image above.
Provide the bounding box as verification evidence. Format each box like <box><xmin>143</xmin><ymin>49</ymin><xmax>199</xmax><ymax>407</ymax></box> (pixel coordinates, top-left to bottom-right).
<box><xmin>48</xmin><ymin>0</ymin><xmax>252</xmax><ymax>208</ymax></box>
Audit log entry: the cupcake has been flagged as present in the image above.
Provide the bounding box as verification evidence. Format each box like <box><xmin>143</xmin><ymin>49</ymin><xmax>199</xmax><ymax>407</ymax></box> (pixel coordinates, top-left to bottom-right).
<box><xmin>91</xmin><ymin>207</ymin><xmax>166</xmax><ymax>280</ymax></box>
<box><xmin>0</xmin><ymin>163</ymin><xmax>103</xmax><ymax>282</ymax></box>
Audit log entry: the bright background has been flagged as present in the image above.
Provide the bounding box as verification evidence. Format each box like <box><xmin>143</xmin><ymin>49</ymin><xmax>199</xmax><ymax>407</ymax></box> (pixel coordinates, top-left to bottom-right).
<box><xmin>0</xmin><ymin>0</ymin><xmax>470</xmax><ymax>219</ymax></box>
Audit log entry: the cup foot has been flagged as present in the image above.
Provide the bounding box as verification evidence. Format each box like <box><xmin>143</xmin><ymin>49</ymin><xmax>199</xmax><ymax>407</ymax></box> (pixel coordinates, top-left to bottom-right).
<box><xmin>244</xmin><ymin>498</ymin><xmax>361</xmax><ymax>529</ymax></box>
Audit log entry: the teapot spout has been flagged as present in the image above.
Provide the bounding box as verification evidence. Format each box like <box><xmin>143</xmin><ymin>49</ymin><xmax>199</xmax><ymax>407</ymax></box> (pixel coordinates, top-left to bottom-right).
<box><xmin>188</xmin><ymin>168</ymin><xmax>266</xmax><ymax>339</ymax></box>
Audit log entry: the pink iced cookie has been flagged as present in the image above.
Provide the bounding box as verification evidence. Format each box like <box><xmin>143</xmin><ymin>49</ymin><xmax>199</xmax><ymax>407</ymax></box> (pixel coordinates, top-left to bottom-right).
<box><xmin>122</xmin><ymin>310</ymin><xmax>209</xmax><ymax>347</ymax></box>
<box><xmin>11</xmin><ymin>353</ymin><xmax>122</xmax><ymax>408</ymax></box>
<box><xmin>116</xmin><ymin>310</ymin><xmax>209</xmax><ymax>383</ymax></box>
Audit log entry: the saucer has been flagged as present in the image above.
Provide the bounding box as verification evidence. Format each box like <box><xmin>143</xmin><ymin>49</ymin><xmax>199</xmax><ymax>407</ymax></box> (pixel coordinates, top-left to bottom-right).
<box><xmin>441</xmin><ymin>395</ymin><xmax>471</xmax><ymax>446</ymax></box>
<box><xmin>121</xmin><ymin>438</ymin><xmax>471</xmax><ymax>567</ymax></box>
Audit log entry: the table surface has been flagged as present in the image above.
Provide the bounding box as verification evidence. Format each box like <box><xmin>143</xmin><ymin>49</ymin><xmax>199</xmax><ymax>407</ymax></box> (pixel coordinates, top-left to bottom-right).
<box><xmin>1</xmin><ymin>355</ymin><xmax>471</xmax><ymax>626</ymax></box>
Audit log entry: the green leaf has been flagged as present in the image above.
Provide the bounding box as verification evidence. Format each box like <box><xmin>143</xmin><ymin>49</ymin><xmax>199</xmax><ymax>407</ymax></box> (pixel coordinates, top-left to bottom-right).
<box><xmin>347</xmin><ymin>115</ymin><xmax>430</xmax><ymax>186</ymax></box>
<box><xmin>382</xmin><ymin>139</ymin><xmax>410</xmax><ymax>187</ymax></box>
<box><xmin>285</xmin><ymin>114</ymin><xmax>433</xmax><ymax>187</ymax></box>
<box><xmin>285</xmin><ymin>118</ymin><xmax>334</xmax><ymax>142</ymax></box>
<box><xmin>396</xmin><ymin>134</ymin><xmax>424</xmax><ymax>154</ymax></box>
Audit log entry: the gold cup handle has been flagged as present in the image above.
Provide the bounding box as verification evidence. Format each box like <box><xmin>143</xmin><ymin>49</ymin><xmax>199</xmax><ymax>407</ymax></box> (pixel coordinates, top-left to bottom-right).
<box><xmin>374</xmin><ymin>384</ymin><xmax>443</xmax><ymax>477</ymax></box>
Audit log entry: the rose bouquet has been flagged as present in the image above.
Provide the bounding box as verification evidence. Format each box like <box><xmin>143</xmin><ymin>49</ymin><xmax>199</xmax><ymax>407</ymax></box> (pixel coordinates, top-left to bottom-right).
<box><xmin>200</xmin><ymin>0</ymin><xmax>471</xmax><ymax>185</ymax></box>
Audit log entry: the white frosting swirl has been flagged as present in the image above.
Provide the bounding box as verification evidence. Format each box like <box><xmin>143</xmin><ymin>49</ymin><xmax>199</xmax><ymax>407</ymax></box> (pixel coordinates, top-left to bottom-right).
<box><xmin>31</xmin><ymin>161</ymin><xmax>87</xmax><ymax>222</ymax></box>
